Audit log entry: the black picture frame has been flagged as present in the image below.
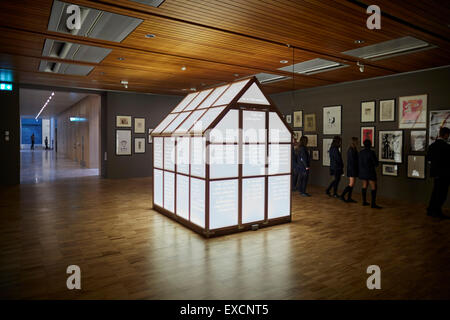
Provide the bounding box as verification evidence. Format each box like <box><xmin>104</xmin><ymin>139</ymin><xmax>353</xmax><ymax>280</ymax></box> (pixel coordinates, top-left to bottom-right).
<box><xmin>115</xmin><ymin>129</ymin><xmax>132</xmax><ymax>156</ymax></box>
<box><xmin>379</xmin><ymin>98</ymin><xmax>396</xmax><ymax>122</ymax></box>
<box><xmin>361</xmin><ymin>100</ymin><xmax>376</xmax><ymax>123</ymax></box>
<box><xmin>323</xmin><ymin>105</ymin><xmax>342</xmax><ymax>135</ymax></box>
<box><xmin>381</xmin><ymin>163</ymin><xmax>399</xmax><ymax>176</ymax></box>
<box><xmin>378</xmin><ymin>130</ymin><xmax>403</xmax><ymax>164</ymax></box>
<box><xmin>360</xmin><ymin>126</ymin><xmax>376</xmax><ymax>147</ymax></box>
<box><xmin>407</xmin><ymin>155</ymin><xmax>426</xmax><ymax>180</ymax></box>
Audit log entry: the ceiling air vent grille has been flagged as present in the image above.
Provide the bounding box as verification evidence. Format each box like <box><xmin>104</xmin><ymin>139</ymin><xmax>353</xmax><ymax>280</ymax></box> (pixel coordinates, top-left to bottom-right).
<box><xmin>48</xmin><ymin>1</ymin><xmax>143</xmax><ymax>42</ymax></box>
<box><xmin>278</xmin><ymin>58</ymin><xmax>348</xmax><ymax>75</ymax></box>
<box><xmin>42</xmin><ymin>39</ymin><xmax>112</xmax><ymax>63</ymax></box>
<box><xmin>342</xmin><ymin>36</ymin><xmax>434</xmax><ymax>61</ymax></box>
<box><xmin>128</xmin><ymin>0</ymin><xmax>165</xmax><ymax>7</ymax></box>
<box><xmin>39</xmin><ymin>60</ymin><xmax>94</xmax><ymax>76</ymax></box>
<box><xmin>254</xmin><ymin>73</ymin><xmax>291</xmax><ymax>84</ymax></box>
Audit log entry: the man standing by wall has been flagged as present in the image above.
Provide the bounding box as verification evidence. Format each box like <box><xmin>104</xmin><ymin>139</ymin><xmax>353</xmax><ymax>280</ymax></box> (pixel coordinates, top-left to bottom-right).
<box><xmin>426</xmin><ymin>127</ymin><xmax>450</xmax><ymax>218</ymax></box>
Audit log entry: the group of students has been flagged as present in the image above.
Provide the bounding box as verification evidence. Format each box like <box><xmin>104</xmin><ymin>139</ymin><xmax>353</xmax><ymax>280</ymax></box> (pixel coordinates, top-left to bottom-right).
<box><xmin>292</xmin><ymin>135</ymin><xmax>381</xmax><ymax>208</ymax></box>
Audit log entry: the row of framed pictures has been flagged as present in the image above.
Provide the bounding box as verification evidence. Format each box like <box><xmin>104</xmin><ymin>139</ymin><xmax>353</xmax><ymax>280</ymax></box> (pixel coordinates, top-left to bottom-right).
<box><xmin>286</xmin><ymin>111</ymin><xmax>317</xmax><ymax>132</ymax></box>
<box><xmin>116</xmin><ymin>115</ymin><xmax>146</xmax><ymax>133</ymax></box>
<box><xmin>382</xmin><ymin>155</ymin><xmax>425</xmax><ymax>179</ymax></box>
<box><xmin>115</xmin><ymin>115</ymin><xmax>154</xmax><ymax>156</ymax></box>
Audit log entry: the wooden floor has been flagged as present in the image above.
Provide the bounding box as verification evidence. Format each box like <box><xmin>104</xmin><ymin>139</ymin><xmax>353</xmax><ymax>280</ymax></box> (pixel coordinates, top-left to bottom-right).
<box><xmin>1</xmin><ymin>172</ymin><xmax>449</xmax><ymax>299</ymax></box>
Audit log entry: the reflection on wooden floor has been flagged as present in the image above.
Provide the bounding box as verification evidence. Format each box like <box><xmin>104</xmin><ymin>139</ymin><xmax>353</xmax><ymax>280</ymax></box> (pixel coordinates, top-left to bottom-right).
<box><xmin>0</xmin><ymin>177</ymin><xmax>449</xmax><ymax>299</ymax></box>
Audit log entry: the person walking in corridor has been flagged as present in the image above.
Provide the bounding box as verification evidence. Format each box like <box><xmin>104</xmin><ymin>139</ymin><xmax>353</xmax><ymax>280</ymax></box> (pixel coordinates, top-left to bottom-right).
<box><xmin>30</xmin><ymin>133</ymin><xmax>35</xmax><ymax>150</ymax></box>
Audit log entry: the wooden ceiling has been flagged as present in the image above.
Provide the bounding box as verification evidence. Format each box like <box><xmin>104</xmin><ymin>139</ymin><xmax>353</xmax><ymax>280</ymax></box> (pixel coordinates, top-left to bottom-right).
<box><xmin>0</xmin><ymin>0</ymin><xmax>449</xmax><ymax>95</ymax></box>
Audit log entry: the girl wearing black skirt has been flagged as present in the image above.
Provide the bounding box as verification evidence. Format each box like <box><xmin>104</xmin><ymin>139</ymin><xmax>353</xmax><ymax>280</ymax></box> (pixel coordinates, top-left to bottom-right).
<box><xmin>359</xmin><ymin>139</ymin><xmax>381</xmax><ymax>209</ymax></box>
<box><xmin>340</xmin><ymin>137</ymin><xmax>359</xmax><ymax>203</ymax></box>
<box><xmin>325</xmin><ymin>136</ymin><xmax>343</xmax><ymax>198</ymax></box>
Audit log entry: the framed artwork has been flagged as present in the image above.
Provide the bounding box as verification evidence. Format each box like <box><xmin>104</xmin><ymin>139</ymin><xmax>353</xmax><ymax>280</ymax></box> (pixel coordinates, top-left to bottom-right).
<box><xmin>293</xmin><ymin>131</ymin><xmax>302</xmax><ymax>142</ymax></box>
<box><xmin>361</xmin><ymin>127</ymin><xmax>375</xmax><ymax>147</ymax></box>
<box><xmin>429</xmin><ymin>110</ymin><xmax>450</xmax><ymax>145</ymax></box>
<box><xmin>361</xmin><ymin>101</ymin><xmax>376</xmax><ymax>122</ymax></box>
<box><xmin>304</xmin><ymin>113</ymin><xmax>316</xmax><ymax>132</ymax></box>
<box><xmin>304</xmin><ymin>134</ymin><xmax>317</xmax><ymax>147</ymax></box>
<box><xmin>312</xmin><ymin>150</ymin><xmax>319</xmax><ymax>161</ymax></box>
<box><xmin>382</xmin><ymin>164</ymin><xmax>398</xmax><ymax>176</ymax></box>
<box><xmin>323</xmin><ymin>106</ymin><xmax>341</xmax><ymax>135</ymax></box>
<box><xmin>379</xmin><ymin>130</ymin><xmax>403</xmax><ymax>163</ymax></box>
<box><xmin>116</xmin><ymin>115</ymin><xmax>132</xmax><ymax>128</ymax></box>
<box><xmin>407</xmin><ymin>155</ymin><xmax>425</xmax><ymax>179</ymax></box>
<box><xmin>134</xmin><ymin>138</ymin><xmax>146</xmax><ymax>154</ymax></box>
<box><xmin>293</xmin><ymin>110</ymin><xmax>303</xmax><ymax>127</ymax></box>
<box><xmin>148</xmin><ymin>128</ymin><xmax>154</xmax><ymax>143</ymax></box>
<box><xmin>285</xmin><ymin>114</ymin><xmax>292</xmax><ymax>124</ymax></box>
<box><xmin>134</xmin><ymin>118</ymin><xmax>145</xmax><ymax>133</ymax></box>
<box><xmin>380</xmin><ymin>99</ymin><xmax>395</xmax><ymax>122</ymax></box>
<box><xmin>398</xmin><ymin>94</ymin><xmax>427</xmax><ymax>129</ymax></box>
<box><xmin>410</xmin><ymin>131</ymin><xmax>426</xmax><ymax>152</ymax></box>
<box><xmin>322</xmin><ymin>138</ymin><xmax>333</xmax><ymax>166</ymax></box>
<box><xmin>116</xmin><ymin>129</ymin><xmax>131</xmax><ymax>155</ymax></box>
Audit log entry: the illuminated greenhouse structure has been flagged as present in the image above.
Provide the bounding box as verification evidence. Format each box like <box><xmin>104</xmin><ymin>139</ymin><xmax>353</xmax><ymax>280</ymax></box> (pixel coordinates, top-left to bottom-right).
<box><xmin>151</xmin><ymin>77</ymin><xmax>292</xmax><ymax>237</ymax></box>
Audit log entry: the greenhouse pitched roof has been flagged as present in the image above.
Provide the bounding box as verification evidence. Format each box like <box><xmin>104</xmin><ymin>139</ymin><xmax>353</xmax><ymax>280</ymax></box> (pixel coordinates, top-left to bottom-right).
<box><xmin>152</xmin><ymin>77</ymin><xmax>275</xmax><ymax>135</ymax></box>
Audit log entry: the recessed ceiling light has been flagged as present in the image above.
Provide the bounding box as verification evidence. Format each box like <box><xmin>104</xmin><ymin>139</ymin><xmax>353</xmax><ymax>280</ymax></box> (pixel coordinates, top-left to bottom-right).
<box><xmin>354</xmin><ymin>40</ymin><xmax>365</xmax><ymax>44</ymax></box>
<box><xmin>280</xmin><ymin>60</ymin><xmax>289</xmax><ymax>64</ymax></box>
<box><xmin>181</xmin><ymin>66</ymin><xmax>187</xmax><ymax>71</ymax></box>
<box><xmin>145</xmin><ymin>34</ymin><xmax>156</xmax><ymax>38</ymax></box>
<box><xmin>181</xmin><ymin>88</ymin><xmax>188</xmax><ymax>91</ymax></box>
<box><xmin>117</xmin><ymin>57</ymin><xmax>125</xmax><ymax>61</ymax></box>
<box><xmin>233</xmin><ymin>73</ymin><xmax>239</xmax><ymax>77</ymax></box>
<box><xmin>190</xmin><ymin>87</ymin><xmax>196</xmax><ymax>91</ymax></box>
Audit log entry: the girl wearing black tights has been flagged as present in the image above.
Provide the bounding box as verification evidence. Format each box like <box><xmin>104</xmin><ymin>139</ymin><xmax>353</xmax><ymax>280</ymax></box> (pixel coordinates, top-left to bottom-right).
<box><xmin>359</xmin><ymin>139</ymin><xmax>381</xmax><ymax>209</ymax></box>
<box><xmin>340</xmin><ymin>137</ymin><xmax>359</xmax><ymax>203</ymax></box>
<box><xmin>326</xmin><ymin>136</ymin><xmax>343</xmax><ymax>198</ymax></box>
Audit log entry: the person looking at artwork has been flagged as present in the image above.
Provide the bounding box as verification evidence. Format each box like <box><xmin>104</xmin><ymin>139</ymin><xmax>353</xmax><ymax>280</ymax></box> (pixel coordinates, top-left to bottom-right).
<box><xmin>297</xmin><ymin>136</ymin><xmax>311</xmax><ymax>197</ymax></box>
<box><xmin>340</xmin><ymin>137</ymin><xmax>359</xmax><ymax>203</ymax></box>
<box><xmin>325</xmin><ymin>136</ymin><xmax>343</xmax><ymax>198</ymax></box>
<box><xmin>426</xmin><ymin>127</ymin><xmax>450</xmax><ymax>218</ymax></box>
<box><xmin>359</xmin><ymin>139</ymin><xmax>381</xmax><ymax>209</ymax></box>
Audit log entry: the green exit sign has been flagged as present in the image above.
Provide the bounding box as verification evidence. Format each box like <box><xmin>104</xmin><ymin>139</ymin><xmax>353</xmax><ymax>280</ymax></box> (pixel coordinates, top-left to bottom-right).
<box><xmin>0</xmin><ymin>83</ymin><xmax>13</xmax><ymax>91</ymax></box>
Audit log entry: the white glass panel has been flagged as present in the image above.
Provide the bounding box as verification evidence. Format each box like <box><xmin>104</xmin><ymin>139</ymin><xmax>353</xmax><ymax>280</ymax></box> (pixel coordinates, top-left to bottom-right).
<box><xmin>164</xmin><ymin>137</ymin><xmax>175</xmax><ymax>171</ymax></box>
<box><xmin>176</xmin><ymin>174</ymin><xmax>189</xmax><ymax>220</ymax></box>
<box><xmin>209</xmin><ymin>109</ymin><xmax>239</xmax><ymax>143</ymax></box>
<box><xmin>183</xmin><ymin>89</ymin><xmax>213</xmax><ymax>111</ymax></box>
<box><xmin>213</xmin><ymin>79</ymin><xmax>250</xmax><ymax>106</ymax></box>
<box><xmin>190</xmin><ymin>106</ymin><xmax>226</xmax><ymax>133</ymax></box>
<box><xmin>209</xmin><ymin>144</ymin><xmax>239</xmax><ymax>179</ymax></box>
<box><xmin>190</xmin><ymin>178</ymin><xmax>205</xmax><ymax>228</ymax></box>
<box><xmin>242</xmin><ymin>178</ymin><xmax>265</xmax><ymax>224</ymax></box>
<box><xmin>175</xmin><ymin>109</ymin><xmax>206</xmax><ymax>133</ymax></box>
<box><xmin>238</xmin><ymin>82</ymin><xmax>270</xmax><ymax>105</ymax></box>
<box><xmin>243</xmin><ymin>110</ymin><xmax>266</xmax><ymax>143</ymax></box>
<box><xmin>243</xmin><ymin>144</ymin><xmax>266</xmax><ymax>176</ymax></box>
<box><xmin>269</xmin><ymin>112</ymin><xmax>291</xmax><ymax>142</ymax></box>
<box><xmin>268</xmin><ymin>175</ymin><xmax>290</xmax><ymax>219</ymax></box>
<box><xmin>171</xmin><ymin>92</ymin><xmax>198</xmax><ymax>113</ymax></box>
<box><xmin>163</xmin><ymin>171</ymin><xmax>175</xmax><ymax>213</ymax></box>
<box><xmin>209</xmin><ymin>179</ymin><xmax>238</xmax><ymax>229</ymax></box>
<box><xmin>197</xmin><ymin>85</ymin><xmax>229</xmax><ymax>109</ymax></box>
<box><xmin>153</xmin><ymin>137</ymin><xmax>163</xmax><ymax>169</ymax></box>
<box><xmin>163</xmin><ymin>112</ymin><xmax>190</xmax><ymax>133</ymax></box>
<box><xmin>176</xmin><ymin>137</ymin><xmax>189</xmax><ymax>174</ymax></box>
<box><xmin>191</xmin><ymin>137</ymin><xmax>205</xmax><ymax>178</ymax></box>
<box><xmin>153</xmin><ymin>169</ymin><xmax>163</xmax><ymax>207</ymax></box>
<box><xmin>153</xmin><ymin>113</ymin><xmax>177</xmax><ymax>134</ymax></box>
<box><xmin>268</xmin><ymin>144</ymin><xmax>291</xmax><ymax>175</ymax></box>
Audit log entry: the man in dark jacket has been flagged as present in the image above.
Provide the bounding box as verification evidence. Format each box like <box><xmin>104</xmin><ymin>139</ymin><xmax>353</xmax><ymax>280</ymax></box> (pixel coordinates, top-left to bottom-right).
<box><xmin>426</xmin><ymin>127</ymin><xmax>450</xmax><ymax>218</ymax></box>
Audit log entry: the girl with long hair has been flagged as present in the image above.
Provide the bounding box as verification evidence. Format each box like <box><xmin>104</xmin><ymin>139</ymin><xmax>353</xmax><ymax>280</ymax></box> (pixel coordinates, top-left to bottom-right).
<box><xmin>325</xmin><ymin>136</ymin><xmax>343</xmax><ymax>198</ymax></box>
<box><xmin>340</xmin><ymin>137</ymin><xmax>359</xmax><ymax>202</ymax></box>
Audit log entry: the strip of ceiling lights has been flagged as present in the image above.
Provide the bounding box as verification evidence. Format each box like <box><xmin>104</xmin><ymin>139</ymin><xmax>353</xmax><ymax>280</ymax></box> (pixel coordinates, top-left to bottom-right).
<box><xmin>35</xmin><ymin>92</ymin><xmax>55</xmax><ymax>120</ymax></box>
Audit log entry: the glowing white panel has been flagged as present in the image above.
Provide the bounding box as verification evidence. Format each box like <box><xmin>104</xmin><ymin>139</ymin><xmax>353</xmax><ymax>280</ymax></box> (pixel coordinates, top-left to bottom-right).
<box><xmin>268</xmin><ymin>144</ymin><xmax>291</xmax><ymax>175</ymax></box>
<box><xmin>176</xmin><ymin>174</ymin><xmax>189</xmax><ymax>220</ymax></box>
<box><xmin>175</xmin><ymin>109</ymin><xmax>206</xmax><ymax>133</ymax></box>
<box><xmin>191</xmin><ymin>137</ymin><xmax>205</xmax><ymax>178</ymax></box>
<box><xmin>164</xmin><ymin>137</ymin><xmax>175</xmax><ymax>171</ymax></box>
<box><xmin>242</xmin><ymin>178</ymin><xmax>265</xmax><ymax>224</ymax></box>
<box><xmin>268</xmin><ymin>175</ymin><xmax>290</xmax><ymax>219</ymax></box>
<box><xmin>243</xmin><ymin>144</ymin><xmax>266</xmax><ymax>176</ymax></box>
<box><xmin>190</xmin><ymin>106</ymin><xmax>226</xmax><ymax>134</ymax></box>
<box><xmin>176</xmin><ymin>137</ymin><xmax>189</xmax><ymax>174</ymax></box>
<box><xmin>210</xmin><ymin>179</ymin><xmax>238</xmax><ymax>229</ymax></box>
<box><xmin>209</xmin><ymin>110</ymin><xmax>239</xmax><ymax>143</ymax></box>
<box><xmin>153</xmin><ymin>137</ymin><xmax>163</xmax><ymax>169</ymax></box>
<box><xmin>164</xmin><ymin>171</ymin><xmax>175</xmax><ymax>213</ymax></box>
<box><xmin>197</xmin><ymin>85</ymin><xmax>229</xmax><ymax>109</ymax></box>
<box><xmin>190</xmin><ymin>178</ymin><xmax>205</xmax><ymax>228</ymax></box>
<box><xmin>238</xmin><ymin>83</ymin><xmax>270</xmax><ymax>105</ymax></box>
<box><xmin>243</xmin><ymin>110</ymin><xmax>266</xmax><ymax>143</ymax></box>
<box><xmin>153</xmin><ymin>113</ymin><xmax>177</xmax><ymax>133</ymax></box>
<box><xmin>210</xmin><ymin>144</ymin><xmax>239</xmax><ymax>179</ymax></box>
<box><xmin>183</xmin><ymin>89</ymin><xmax>213</xmax><ymax>111</ymax></box>
<box><xmin>269</xmin><ymin>112</ymin><xmax>291</xmax><ymax>142</ymax></box>
<box><xmin>213</xmin><ymin>79</ymin><xmax>249</xmax><ymax>106</ymax></box>
<box><xmin>171</xmin><ymin>92</ymin><xmax>198</xmax><ymax>113</ymax></box>
<box><xmin>153</xmin><ymin>169</ymin><xmax>163</xmax><ymax>207</ymax></box>
<box><xmin>163</xmin><ymin>112</ymin><xmax>190</xmax><ymax>133</ymax></box>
